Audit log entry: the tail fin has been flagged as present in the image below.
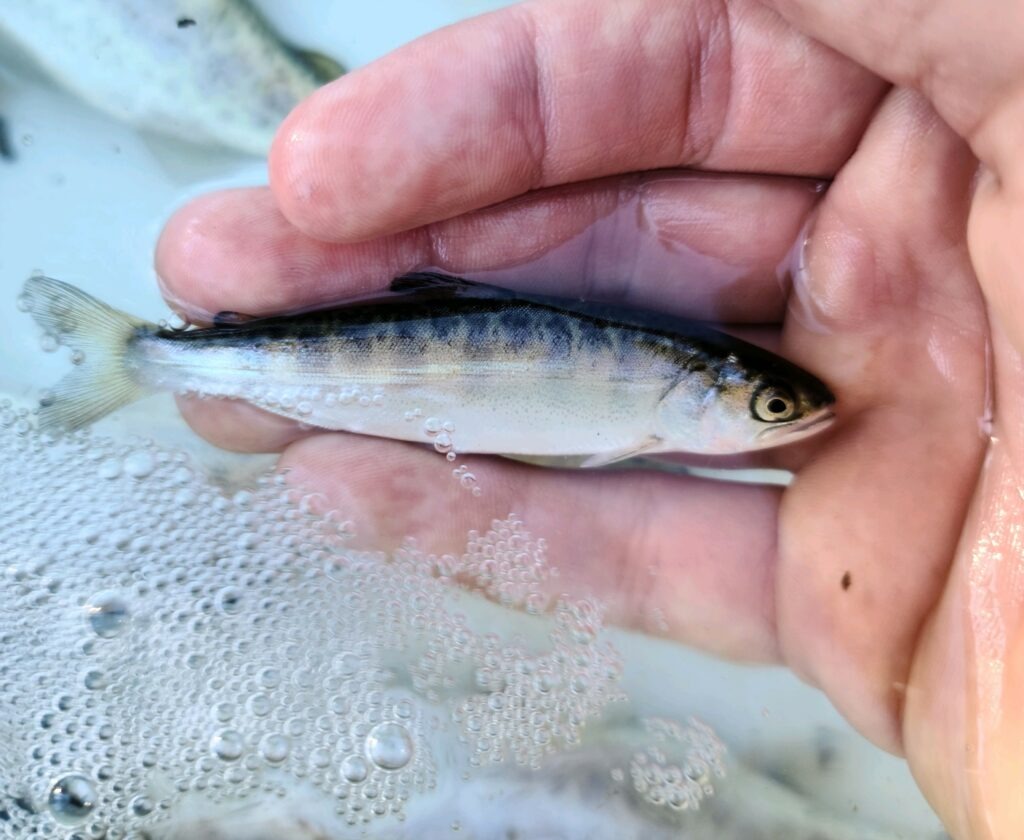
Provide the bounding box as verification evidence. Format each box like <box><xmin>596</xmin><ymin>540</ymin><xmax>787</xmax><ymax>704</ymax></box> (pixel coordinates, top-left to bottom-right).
<box><xmin>20</xmin><ymin>275</ymin><xmax>153</xmax><ymax>433</ymax></box>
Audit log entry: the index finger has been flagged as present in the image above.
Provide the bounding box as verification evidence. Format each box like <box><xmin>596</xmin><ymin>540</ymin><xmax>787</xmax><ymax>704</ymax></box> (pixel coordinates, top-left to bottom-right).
<box><xmin>269</xmin><ymin>0</ymin><xmax>884</xmax><ymax>242</ymax></box>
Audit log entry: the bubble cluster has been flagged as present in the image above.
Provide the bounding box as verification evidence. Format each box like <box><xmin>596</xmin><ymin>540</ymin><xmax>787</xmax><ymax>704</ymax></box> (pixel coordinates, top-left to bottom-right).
<box><xmin>155</xmin><ymin>372</ymin><xmax>392</xmax><ymax>429</ymax></box>
<box><xmin>0</xmin><ymin>405</ymin><xmax>710</xmax><ymax>837</ymax></box>
<box><xmin>624</xmin><ymin>717</ymin><xmax>727</xmax><ymax>813</ymax></box>
<box><xmin>423</xmin><ymin>416</ymin><xmax>457</xmax><ymax>458</ymax></box>
<box><xmin>441</xmin><ymin>516</ymin><xmax>555</xmax><ymax>611</ymax></box>
<box><xmin>450</xmin><ymin>463</ymin><xmax>481</xmax><ymax>496</ymax></box>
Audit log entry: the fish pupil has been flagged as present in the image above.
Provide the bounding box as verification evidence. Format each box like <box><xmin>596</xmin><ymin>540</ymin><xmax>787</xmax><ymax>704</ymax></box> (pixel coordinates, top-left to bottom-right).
<box><xmin>767</xmin><ymin>398</ymin><xmax>788</xmax><ymax>415</ymax></box>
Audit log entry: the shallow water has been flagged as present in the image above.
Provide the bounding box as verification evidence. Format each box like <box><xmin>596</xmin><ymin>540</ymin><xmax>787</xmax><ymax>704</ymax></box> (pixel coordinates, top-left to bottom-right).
<box><xmin>0</xmin><ymin>2</ymin><xmax>949</xmax><ymax>838</ymax></box>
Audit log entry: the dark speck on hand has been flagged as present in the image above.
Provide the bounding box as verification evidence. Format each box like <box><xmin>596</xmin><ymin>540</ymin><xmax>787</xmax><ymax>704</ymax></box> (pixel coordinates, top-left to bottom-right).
<box><xmin>841</xmin><ymin>571</ymin><xmax>852</xmax><ymax>591</ymax></box>
<box><xmin>177</xmin><ymin>17</ymin><xmax>197</xmax><ymax>28</ymax></box>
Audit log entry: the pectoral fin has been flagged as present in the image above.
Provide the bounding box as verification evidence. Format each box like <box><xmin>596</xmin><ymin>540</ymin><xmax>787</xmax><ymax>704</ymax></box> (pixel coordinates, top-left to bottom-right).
<box><xmin>501</xmin><ymin>439</ymin><xmax>661</xmax><ymax>470</ymax></box>
<box><xmin>500</xmin><ymin>454</ymin><xmax>596</xmax><ymax>469</ymax></box>
<box><xmin>578</xmin><ymin>439</ymin><xmax>661</xmax><ymax>468</ymax></box>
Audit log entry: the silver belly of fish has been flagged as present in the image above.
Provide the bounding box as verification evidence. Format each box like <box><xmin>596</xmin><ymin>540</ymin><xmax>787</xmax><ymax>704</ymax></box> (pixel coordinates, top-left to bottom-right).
<box><xmin>134</xmin><ymin>338</ymin><xmax>673</xmax><ymax>460</ymax></box>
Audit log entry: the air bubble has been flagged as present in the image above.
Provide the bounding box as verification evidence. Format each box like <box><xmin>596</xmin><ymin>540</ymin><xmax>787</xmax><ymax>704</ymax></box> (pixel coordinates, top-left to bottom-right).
<box><xmin>122</xmin><ymin>450</ymin><xmax>156</xmax><ymax>479</ymax></box>
<box><xmin>340</xmin><ymin>754</ymin><xmax>368</xmax><ymax>783</ymax></box>
<box><xmin>258</xmin><ymin>667</ymin><xmax>281</xmax><ymax>688</ymax></box>
<box><xmin>366</xmin><ymin>722</ymin><xmax>413</xmax><ymax>770</ymax></box>
<box><xmin>209</xmin><ymin>729</ymin><xmax>244</xmax><ymax>761</ymax></box>
<box><xmin>246</xmin><ymin>693</ymin><xmax>271</xmax><ymax>717</ymax></box>
<box><xmin>97</xmin><ymin>459</ymin><xmax>121</xmax><ymax>480</ymax></box>
<box><xmin>83</xmin><ymin>669</ymin><xmax>107</xmax><ymax>690</ymax></box>
<box><xmin>48</xmin><ymin>774</ymin><xmax>97</xmax><ymax>825</ymax></box>
<box><xmin>258</xmin><ymin>734</ymin><xmax>289</xmax><ymax>764</ymax></box>
<box><xmin>84</xmin><ymin>592</ymin><xmax>129</xmax><ymax>638</ymax></box>
<box><xmin>130</xmin><ymin>795</ymin><xmax>153</xmax><ymax>816</ymax></box>
<box><xmin>212</xmin><ymin>702</ymin><xmax>235</xmax><ymax>723</ymax></box>
<box><xmin>214</xmin><ymin>586</ymin><xmax>242</xmax><ymax>615</ymax></box>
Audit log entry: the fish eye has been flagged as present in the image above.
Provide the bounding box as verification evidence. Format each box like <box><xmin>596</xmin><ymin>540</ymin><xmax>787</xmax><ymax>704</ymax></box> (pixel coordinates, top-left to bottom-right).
<box><xmin>751</xmin><ymin>385</ymin><xmax>798</xmax><ymax>423</ymax></box>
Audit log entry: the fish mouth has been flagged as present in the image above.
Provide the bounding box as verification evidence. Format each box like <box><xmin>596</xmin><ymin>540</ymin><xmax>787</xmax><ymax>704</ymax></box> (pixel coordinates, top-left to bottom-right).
<box><xmin>757</xmin><ymin>407</ymin><xmax>836</xmax><ymax>446</ymax></box>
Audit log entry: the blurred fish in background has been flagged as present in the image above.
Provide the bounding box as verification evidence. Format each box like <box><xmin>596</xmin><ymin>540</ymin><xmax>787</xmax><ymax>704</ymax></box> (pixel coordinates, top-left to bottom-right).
<box><xmin>0</xmin><ymin>113</ymin><xmax>13</xmax><ymax>161</ymax></box>
<box><xmin>0</xmin><ymin>0</ymin><xmax>344</xmax><ymax>155</ymax></box>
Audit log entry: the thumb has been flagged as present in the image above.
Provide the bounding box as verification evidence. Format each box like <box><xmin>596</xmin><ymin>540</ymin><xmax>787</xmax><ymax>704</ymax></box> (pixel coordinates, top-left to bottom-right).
<box><xmin>761</xmin><ymin>0</ymin><xmax>1024</xmax><ymax>358</ymax></box>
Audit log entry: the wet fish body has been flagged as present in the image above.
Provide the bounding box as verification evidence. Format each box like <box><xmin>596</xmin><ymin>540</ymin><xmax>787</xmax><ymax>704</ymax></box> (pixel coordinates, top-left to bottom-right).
<box><xmin>21</xmin><ymin>273</ymin><xmax>835</xmax><ymax>464</ymax></box>
<box><xmin>0</xmin><ymin>0</ymin><xmax>342</xmax><ymax>155</ymax></box>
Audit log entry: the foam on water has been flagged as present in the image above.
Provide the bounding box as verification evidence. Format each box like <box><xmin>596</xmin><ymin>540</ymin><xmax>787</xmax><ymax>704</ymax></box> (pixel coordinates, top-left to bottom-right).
<box><xmin>0</xmin><ymin>403</ymin><xmax>731</xmax><ymax>838</ymax></box>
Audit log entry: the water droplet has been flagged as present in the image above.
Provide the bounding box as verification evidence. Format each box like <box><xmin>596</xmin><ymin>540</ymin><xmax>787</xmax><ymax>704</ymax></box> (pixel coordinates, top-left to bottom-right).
<box><xmin>40</xmin><ymin>333</ymin><xmax>60</xmax><ymax>353</ymax></box>
<box><xmin>366</xmin><ymin>722</ymin><xmax>413</xmax><ymax>770</ymax></box>
<box><xmin>210</xmin><ymin>729</ymin><xmax>244</xmax><ymax>761</ymax></box>
<box><xmin>84</xmin><ymin>592</ymin><xmax>129</xmax><ymax>638</ymax></box>
<box><xmin>70</xmin><ymin>349</ymin><xmax>86</xmax><ymax>365</ymax></box>
<box><xmin>48</xmin><ymin>774</ymin><xmax>96</xmax><ymax>825</ymax></box>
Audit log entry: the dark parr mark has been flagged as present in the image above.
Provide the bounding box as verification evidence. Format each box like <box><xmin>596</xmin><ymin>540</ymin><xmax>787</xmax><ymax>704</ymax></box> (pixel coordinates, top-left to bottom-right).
<box><xmin>0</xmin><ymin>116</ymin><xmax>14</xmax><ymax>162</ymax></box>
<box><xmin>841</xmin><ymin>571</ymin><xmax>851</xmax><ymax>591</ymax></box>
<box><xmin>176</xmin><ymin>17</ymin><xmax>197</xmax><ymax>28</ymax></box>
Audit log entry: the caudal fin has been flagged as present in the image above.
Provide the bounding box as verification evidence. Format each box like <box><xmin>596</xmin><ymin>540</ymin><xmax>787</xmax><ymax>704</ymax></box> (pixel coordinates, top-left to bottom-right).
<box><xmin>20</xmin><ymin>275</ymin><xmax>153</xmax><ymax>433</ymax></box>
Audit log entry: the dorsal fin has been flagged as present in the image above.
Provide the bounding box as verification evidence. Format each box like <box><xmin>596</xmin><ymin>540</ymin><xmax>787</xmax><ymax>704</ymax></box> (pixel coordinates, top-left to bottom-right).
<box><xmin>386</xmin><ymin>272</ymin><xmax>518</xmax><ymax>304</ymax></box>
<box><xmin>212</xmin><ymin>310</ymin><xmax>257</xmax><ymax>327</ymax></box>
<box><xmin>389</xmin><ymin>272</ymin><xmax>478</xmax><ymax>293</ymax></box>
<box><xmin>389</xmin><ymin>272</ymin><xmax>730</xmax><ymax>341</ymax></box>
<box><xmin>387</xmin><ymin>272</ymin><xmax>725</xmax><ymax>340</ymax></box>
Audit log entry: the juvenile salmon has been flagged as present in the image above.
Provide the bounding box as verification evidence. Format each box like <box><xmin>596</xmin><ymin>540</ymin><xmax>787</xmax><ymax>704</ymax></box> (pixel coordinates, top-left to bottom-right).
<box><xmin>0</xmin><ymin>0</ymin><xmax>343</xmax><ymax>155</ymax></box>
<box><xmin>21</xmin><ymin>272</ymin><xmax>835</xmax><ymax>465</ymax></box>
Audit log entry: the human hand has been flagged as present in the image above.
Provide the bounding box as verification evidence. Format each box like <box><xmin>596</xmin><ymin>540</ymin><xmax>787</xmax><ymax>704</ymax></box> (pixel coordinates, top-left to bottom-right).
<box><xmin>155</xmin><ymin>1</ymin><xmax>1017</xmax><ymax>835</ymax></box>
